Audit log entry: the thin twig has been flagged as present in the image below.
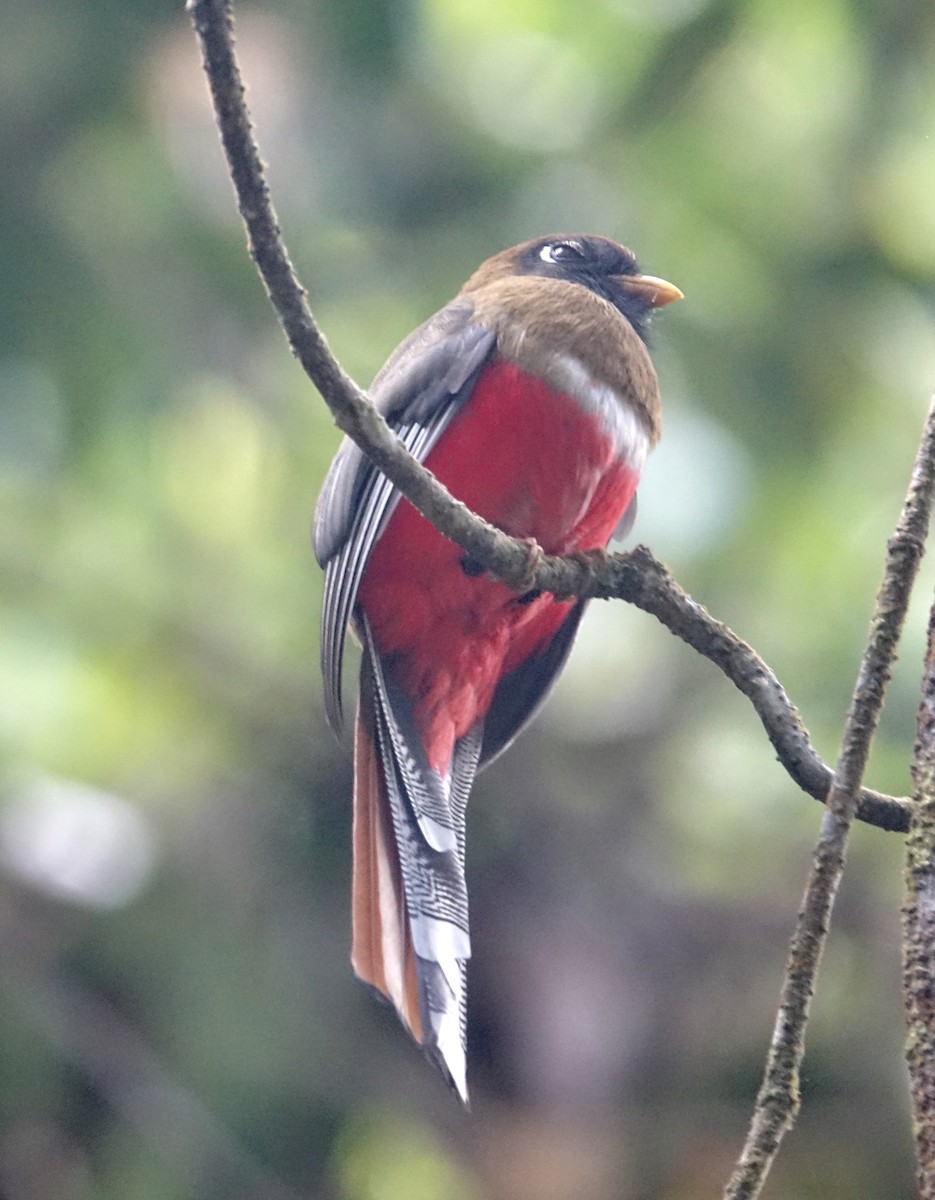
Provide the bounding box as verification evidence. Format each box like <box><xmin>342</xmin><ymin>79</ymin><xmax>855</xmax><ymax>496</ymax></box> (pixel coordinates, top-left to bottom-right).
<box><xmin>903</xmin><ymin>542</ymin><xmax>935</xmax><ymax>1194</ymax></box>
<box><xmin>188</xmin><ymin>0</ymin><xmax>909</xmax><ymax>834</ymax></box>
<box><xmin>724</xmin><ymin>393</ymin><xmax>935</xmax><ymax>1200</ymax></box>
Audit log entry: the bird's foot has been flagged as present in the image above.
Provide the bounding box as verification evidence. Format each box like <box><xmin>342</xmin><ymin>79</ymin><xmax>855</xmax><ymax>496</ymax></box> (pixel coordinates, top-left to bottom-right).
<box><xmin>515</xmin><ymin>536</ymin><xmax>544</xmax><ymax>593</ymax></box>
<box><xmin>558</xmin><ymin>547</ymin><xmax>610</xmax><ymax>597</ymax></box>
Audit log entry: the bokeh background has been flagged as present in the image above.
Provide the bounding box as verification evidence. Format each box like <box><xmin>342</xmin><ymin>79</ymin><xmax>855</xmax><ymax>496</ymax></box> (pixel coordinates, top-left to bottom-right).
<box><xmin>2</xmin><ymin>0</ymin><xmax>935</xmax><ymax>1196</ymax></box>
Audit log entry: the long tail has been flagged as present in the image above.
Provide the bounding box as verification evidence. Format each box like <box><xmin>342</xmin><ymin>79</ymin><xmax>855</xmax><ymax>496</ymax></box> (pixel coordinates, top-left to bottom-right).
<box><xmin>351</xmin><ymin>621</ymin><xmax>481</xmax><ymax>1103</ymax></box>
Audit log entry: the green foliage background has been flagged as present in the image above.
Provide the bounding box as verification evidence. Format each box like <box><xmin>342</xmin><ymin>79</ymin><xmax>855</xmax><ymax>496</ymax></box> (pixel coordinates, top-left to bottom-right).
<box><xmin>2</xmin><ymin>1</ymin><xmax>935</xmax><ymax>1196</ymax></box>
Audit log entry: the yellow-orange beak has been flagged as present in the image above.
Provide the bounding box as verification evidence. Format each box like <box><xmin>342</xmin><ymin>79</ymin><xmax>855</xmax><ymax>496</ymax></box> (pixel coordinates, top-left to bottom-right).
<box><xmin>617</xmin><ymin>273</ymin><xmax>684</xmax><ymax>308</ymax></box>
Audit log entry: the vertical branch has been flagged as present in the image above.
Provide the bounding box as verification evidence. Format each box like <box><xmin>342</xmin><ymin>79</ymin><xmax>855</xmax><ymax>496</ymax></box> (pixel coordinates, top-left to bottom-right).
<box><xmin>724</xmin><ymin>393</ymin><xmax>935</xmax><ymax>1200</ymax></box>
<box><xmin>904</xmin><ymin>595</ymin><xmax>935</xmax><ymax>1195</ymax></box>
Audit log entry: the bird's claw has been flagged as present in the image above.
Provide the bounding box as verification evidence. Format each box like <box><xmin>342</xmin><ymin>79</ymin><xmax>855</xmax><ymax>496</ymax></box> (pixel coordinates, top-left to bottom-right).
<box><xmin>516</xmin><ymin>537</ymin><xmax>544</xmax><ymax>593</ymax></box>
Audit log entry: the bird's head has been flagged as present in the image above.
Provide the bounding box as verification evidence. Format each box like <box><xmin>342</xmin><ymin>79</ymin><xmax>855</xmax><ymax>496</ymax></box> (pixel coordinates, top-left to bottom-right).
<box><xmin>463</xmin><ymin>234</ymin><xmax>682</xmax><ymax>343</ymax></box>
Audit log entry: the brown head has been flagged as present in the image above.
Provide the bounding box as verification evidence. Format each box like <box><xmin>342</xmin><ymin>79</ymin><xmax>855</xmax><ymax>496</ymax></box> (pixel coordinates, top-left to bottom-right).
<box><xmin>460</xmin><ymin>234</ymin><xmax>682</xmax><ymax>446</ymax></box>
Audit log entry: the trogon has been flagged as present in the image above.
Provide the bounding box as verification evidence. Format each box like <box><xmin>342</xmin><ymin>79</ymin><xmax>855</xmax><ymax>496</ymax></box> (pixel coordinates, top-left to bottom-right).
<box><xmin>313</xmin><ymin>234</ymin><xmax>681</xmax><ymax>1102</ymax></box>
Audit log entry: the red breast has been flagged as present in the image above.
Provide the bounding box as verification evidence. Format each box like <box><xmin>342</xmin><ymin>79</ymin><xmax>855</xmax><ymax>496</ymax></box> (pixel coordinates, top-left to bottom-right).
<box><xmin>357</xmin><ymin>357</ymin><xmax>643</xmax><ymax>772</ymax></box>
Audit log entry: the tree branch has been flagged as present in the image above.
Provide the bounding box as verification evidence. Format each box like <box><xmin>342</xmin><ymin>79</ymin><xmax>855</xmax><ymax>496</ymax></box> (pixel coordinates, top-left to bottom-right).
<box><xmin>592</xmin><ymin>546</ymin><xmax>911</xmax><ymax>833</ymax></box>
<box><xmin>903</xmin><ymin>559</ymin><xmax>935</xmax><ymax>1195</ymax></box>
<box><xmin>188</xmin><ymin>0</ymin><xmax>910</xmax><ymax>834</ymax></box>
<box><xmin>724</xmin><ymin>393</ymin><xmax>935</xmax><ymax>1200</ymax></box>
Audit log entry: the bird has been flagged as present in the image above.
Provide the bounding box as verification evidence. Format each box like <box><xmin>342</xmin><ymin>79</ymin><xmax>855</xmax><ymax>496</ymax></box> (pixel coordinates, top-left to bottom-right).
<box><xmin>313</xmin><ymin>234</ymin><xmax>681</xmax><ymax>1103</ymax></box>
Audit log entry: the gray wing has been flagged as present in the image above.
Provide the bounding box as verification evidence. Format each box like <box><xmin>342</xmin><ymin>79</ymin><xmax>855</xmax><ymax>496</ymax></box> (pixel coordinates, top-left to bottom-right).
<box><xmin>313</xmin><ymin>299</ymin><xmax>497</xmax><ymax>739</ymax></box>
<box><xmin>480</xmin><ymin>600</ymin><xmax>589</xmax><ymax>768</ymax></box>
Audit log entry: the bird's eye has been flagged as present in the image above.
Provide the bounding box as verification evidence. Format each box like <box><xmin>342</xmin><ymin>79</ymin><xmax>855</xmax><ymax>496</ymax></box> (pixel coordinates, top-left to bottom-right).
<box><xmin>540</xmin><ymin>240</ymin><xmax>586</xmax><ymax>264</ymax></box>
